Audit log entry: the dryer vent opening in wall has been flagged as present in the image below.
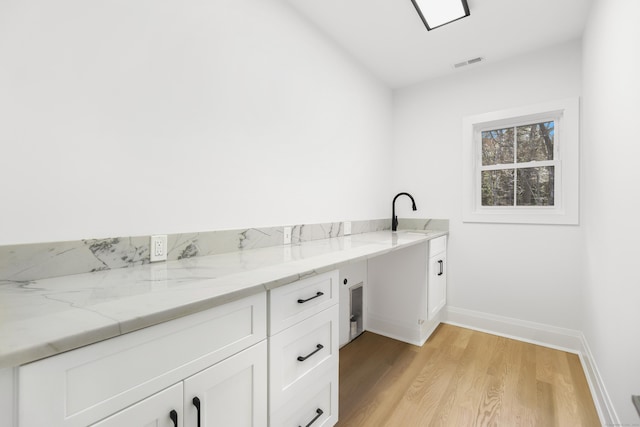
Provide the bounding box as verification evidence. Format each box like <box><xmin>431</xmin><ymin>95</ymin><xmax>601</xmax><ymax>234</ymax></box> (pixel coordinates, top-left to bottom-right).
<box><xmin>453</xmin><ymin>57</ymin><xmax>484</xmax><ymax>69</ymax></box>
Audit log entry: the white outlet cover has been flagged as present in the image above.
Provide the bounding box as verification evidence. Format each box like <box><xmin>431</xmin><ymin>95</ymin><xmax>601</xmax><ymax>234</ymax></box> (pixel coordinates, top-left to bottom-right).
<box><xmin>283</xmin><ymin>227</ymin><xmax>292</xmax><ymax>245</ymax></box>
<box><xmin>150</xmin><ymin>235</ymin><xmax>168</xmax><ymax>262</ymax></box>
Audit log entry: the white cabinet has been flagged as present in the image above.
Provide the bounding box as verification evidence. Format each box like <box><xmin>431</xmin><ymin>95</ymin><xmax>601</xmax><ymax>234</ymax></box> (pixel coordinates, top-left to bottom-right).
<box><xmin>366</xmin><ymin>236</ymin><xmax>448</xmax><ymax>346</ymax></box>
<box><xmin>366</xmin><ymin>242</ymin><xmax>428</xmax><ymax>345</ymax></box>
<box><xmin>428</xmin><ymin>236</ymin><xmax>447</xmax><ymax>319</ymax></box>
<box><xmin>183</xmin><ymin>340</ymin><xmax>267</xmax><ymax>427</ymax></box>
<box><xmin>270</xmin><ymin>364</ymin><xmax>338</xmax><ymax>427</ymax></box>
<box><xmin>270</xmin><ymin>271</ymin><xmax>338</xmax><ymax>334</ymax></box>
<box><xmin>19</xmin><ymin>292</ymin><xmax>267</xmax><ymax>427</ymax></box>
<box><xmin>93</xmin><ymin>341</ymin><xmax>267</xmax><ymax>427</ymax></box>
<box><xmin>269</xmin><ymin>270</ymin><xmax>339</xmax><ymax>427</ymax></box>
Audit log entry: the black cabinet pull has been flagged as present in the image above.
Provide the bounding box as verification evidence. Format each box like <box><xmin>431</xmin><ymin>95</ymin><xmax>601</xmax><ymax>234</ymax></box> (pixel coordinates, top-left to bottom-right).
<box><xmin>299</xmin><ymin>408</ymin><xmax>323</xmax><ymax>427</ymax></box>
<box><xmin>297</xmin><ymin>344</ymin><xmax>324</xmax><ymax>361</ymax></box>
<box><xmin>438</xmin><ymin>260</ymin><xmax>443</xmax><ymax>276</ymax></box>
<box><xmin>192</xmin><ymin>397</ymin><xmax>201</xmax><ymax>427</ymax></box>
<box><xmin>169</xmin><ymin>409</ymin><xmax>178</xmax><ymax>427</ymax></box>
<box><xmin>297</xmin><ymin>292</ymin><xmax>323</xmax><ymax>304</ymax></box>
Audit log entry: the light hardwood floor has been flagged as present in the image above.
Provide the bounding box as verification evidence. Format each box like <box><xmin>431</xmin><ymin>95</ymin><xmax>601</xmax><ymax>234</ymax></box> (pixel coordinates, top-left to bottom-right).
<box><xmin>337</xmin><ymin>324</ymin><xmax>600</xmax><ymax>426</ymax></box>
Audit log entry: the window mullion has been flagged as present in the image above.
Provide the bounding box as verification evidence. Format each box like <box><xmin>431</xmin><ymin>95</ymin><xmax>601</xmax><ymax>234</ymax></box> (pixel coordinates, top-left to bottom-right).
<box><xmin>480</xmin><ymin>163</ymin><xmax>517</xmax><ymax>171</ymax></box>
<box><xmin>513</xmin><ymin>125</ymin><xmax>517</xmax><ymax>206</ymax></box>
<box><xmin>514</xmin><ymin>160</ymin><xmax>557</xmax><ymax>168</ymax></box>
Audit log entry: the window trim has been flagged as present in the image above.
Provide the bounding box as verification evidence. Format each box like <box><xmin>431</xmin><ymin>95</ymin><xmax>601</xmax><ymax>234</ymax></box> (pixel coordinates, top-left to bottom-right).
<box><xmin>462</xmin><ymin>98</ymin><xmax>579</xmax><ymax>225</ymax></box>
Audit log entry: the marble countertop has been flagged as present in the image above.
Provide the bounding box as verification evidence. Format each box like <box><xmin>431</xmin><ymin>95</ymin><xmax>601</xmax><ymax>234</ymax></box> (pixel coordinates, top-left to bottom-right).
<box><xmin>0</xmin><ymin>230</ymin><xmax>446</xmax><ymax>369</ymax></box>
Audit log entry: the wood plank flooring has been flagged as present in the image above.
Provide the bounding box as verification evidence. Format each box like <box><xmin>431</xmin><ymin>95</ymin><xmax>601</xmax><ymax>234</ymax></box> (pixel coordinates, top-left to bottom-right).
<box><xmin>337</xmin><ymin>324</ymin><xmax>600</xmax><ymax>426</ymax></box>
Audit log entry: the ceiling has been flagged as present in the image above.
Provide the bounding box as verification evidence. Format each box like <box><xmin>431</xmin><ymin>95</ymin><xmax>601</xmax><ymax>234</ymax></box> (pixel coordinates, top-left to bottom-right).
<box><xmin>284</xmin><ymin>0</ymin><xmax>593</xmax><ymax>88</ymax></box>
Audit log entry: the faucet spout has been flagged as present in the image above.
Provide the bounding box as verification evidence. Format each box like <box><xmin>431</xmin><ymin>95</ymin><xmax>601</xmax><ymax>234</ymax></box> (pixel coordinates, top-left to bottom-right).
<box><xmin>392</xmin><ymin>192</ymin><xmax>417</xmax><ymax>232</ymax></box>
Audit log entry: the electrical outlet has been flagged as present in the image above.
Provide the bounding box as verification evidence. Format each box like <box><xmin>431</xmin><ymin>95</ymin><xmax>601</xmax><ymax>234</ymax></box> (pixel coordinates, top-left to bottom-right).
<box><xmin>344</xmin><ymin>221</ymin><xmax>352</xmax><ymax>236</ymax></box>
<box><xmin>150</xmin><ymin>235</ymin><xmax>168</xmax><ymax>262</ymax></box>
<box><xmin>283</xmin><ymin>226</ymin><xmax>292</xmax><ymax>245</ymax></box>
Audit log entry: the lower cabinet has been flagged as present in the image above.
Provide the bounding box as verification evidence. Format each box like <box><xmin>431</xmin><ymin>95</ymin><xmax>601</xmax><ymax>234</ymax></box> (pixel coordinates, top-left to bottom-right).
<box><xmin>269</xmin><ymin>364</ymin><xmax>338</xmax><ymax>427</ymax></box>
<box><xmin>16</xmin><ymin>272</ymin><xmax>342</xmax><ymax>427</ymax></box>
<box><xmin>18</xmin><ymin>292</ymin><xmax>267</xmax><ymax>427</ymax></box>
<box><xmin>93</xmin><ymin>341</ymin><xmax>267</xmax><ymax>427</ymax></box>
<box><xmin>427</xmin><ymin>237</ymin><xmax>447</xmax><ymax>319</ymax></box>
<box><xmin>366</xmin><ymin>236</ymin><xmax>448</xmax><ymax>346</ymax></box>
<box><xmin>268</xmin><ymin>270</ymin><xmax>340</xmax><ymax>427</ymax></box>
<box><xmin>183</xmin><ymin>340</ymin><xmax>267</xmax><ymax>427</ymax></box>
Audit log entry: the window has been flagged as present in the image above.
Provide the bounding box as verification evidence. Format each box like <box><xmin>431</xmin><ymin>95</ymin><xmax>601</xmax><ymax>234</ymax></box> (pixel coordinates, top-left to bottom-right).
<box><xmin>462</xmin><ymin>98</ymin><xmax>579</xmax><ymax>225</ymax></box>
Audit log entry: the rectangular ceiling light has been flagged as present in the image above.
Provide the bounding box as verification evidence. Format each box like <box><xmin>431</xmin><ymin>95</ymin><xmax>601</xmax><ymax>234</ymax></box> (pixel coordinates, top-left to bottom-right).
<box><xmin>411</xmin><ymin>0</ymin><xmax>470</xmax><ymax>31</ymax></box>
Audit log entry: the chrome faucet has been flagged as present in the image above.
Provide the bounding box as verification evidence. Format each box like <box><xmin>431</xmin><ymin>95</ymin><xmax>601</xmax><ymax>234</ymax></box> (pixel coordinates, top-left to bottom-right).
<box><xmin>392</xmin><ymin>192</ymin><xmax>417</xmax><ymax>231</ymax></box>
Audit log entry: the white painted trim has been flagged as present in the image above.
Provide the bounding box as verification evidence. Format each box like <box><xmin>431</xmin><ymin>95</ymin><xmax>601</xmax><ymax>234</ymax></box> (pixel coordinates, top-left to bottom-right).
<box><xmin>445</xmin><ymin>306</ymin><xmax>583</xmax><ymax>352</ymax></box>
<box><xmin>578</xmin><ymin>334</ymin><xmax>620</xmax><ymax>426</ymax></box>
<box><xmin>444</xmin><ymin>305</ymin><xmax>618</xmax><ymax>425</ymax></box>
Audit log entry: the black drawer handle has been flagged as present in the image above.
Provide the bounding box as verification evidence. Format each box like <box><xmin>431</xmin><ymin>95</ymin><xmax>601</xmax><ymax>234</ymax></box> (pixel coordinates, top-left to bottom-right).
<box><xmin>438</xmin><ymin>260</ymin><xmax>443</xmax><ymax>276</ymax></box>
<box><xmin>192</xmin><ymin>397</ymin><xmax>201</xmax><ymax>427</ymax></box>
<box><xmin>299</xmin><ymin>408</ymin><xmax>323</xmax><ymax>427</ymax></box>
<box><xmin>297</xmin><ymin>344</ymin><xmax>324</xmax><ymax>361</ymax></box>
<box><xmin>297</xmin><ymin>292</ymin><xmax>323</xmax><ymax>304</ymax></box>
<box><xmin>169</xmin><ymin>409</ymin><xmax>178</xmax><ymax>427</ymax></box>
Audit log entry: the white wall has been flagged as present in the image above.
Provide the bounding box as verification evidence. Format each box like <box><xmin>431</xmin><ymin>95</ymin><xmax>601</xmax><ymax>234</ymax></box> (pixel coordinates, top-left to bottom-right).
<box><xmin>392</xmin><ymin>40</ymin><xmax>584</xmax><ymax>329</ymax></box>
<box><xmin>582</xmin><ymin>0</ymin><xmax>640</xmax><ymax>423</ymax></box>
<box><xmin>0</xmin><ymin>0</ymin><xmax>392</xmax><ymax>245</ymax></box>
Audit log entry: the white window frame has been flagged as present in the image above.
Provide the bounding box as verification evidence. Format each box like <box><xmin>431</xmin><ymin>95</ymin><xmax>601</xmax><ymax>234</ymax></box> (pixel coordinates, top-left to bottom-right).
<box><xmin>462</xmin><ymin>98</ymin><xmax>579</xmax><ymax>225</ymax></box>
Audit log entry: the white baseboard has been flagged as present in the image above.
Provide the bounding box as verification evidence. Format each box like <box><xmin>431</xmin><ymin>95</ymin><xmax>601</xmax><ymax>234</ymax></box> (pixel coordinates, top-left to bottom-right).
<box><xmin>578</xmin><ymin>334</ymin><xmax>619</xmax><ymax>426</ymax></box>
<box><xmin>444</xmin><ymin>305</ymin><xmax>618</xmax><ymax>425</ymax></box>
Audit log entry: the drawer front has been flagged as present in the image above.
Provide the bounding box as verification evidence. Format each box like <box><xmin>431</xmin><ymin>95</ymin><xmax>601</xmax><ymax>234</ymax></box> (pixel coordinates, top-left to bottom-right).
<box><xmin>19</xmin><ymin>292</ymin><xmax>266</xmax><ymax>427</ymax></box>
<box><xmin>269</xmin><ymin>270</ymin><xmax>338</xmax><ymax>335</ymax></box>
<box><xmin>269</xmin><ymin>305</ymin><xmax>339</xmax><ymax>409</ymax></box>
<box><xmin>270</xmin><ymin>365</ymin><xmax>338</xmax><ymax>427</ymax></box>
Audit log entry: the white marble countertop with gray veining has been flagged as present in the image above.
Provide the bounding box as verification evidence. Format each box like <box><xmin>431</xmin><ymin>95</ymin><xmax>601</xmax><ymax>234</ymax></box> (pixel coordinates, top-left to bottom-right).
<box><xmin>0</xmin><ymin>230</ymin><xmax>447</xmax><ymax>369</ymax></box>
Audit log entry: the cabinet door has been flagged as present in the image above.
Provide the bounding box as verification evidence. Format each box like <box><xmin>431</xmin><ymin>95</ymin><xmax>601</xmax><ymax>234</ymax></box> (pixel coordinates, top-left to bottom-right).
<box><xmin>183</xmin><ymin>341</ymin><xmax>267</xmax><ymax>427</ymax></box>
<box><xmin>428</xmin><ymin>252</ymin><xmax>447</xmax><ymax>319</ymax></box>
<box><xmin>91</xmin><ymin>383</ymin><xmax>183</xmax><ymax>427</ymax></box>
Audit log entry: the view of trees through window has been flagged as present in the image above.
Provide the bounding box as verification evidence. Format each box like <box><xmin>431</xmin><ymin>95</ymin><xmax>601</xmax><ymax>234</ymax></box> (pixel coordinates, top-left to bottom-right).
<box><xmin>481</xmin><ymin>121</ymin><xmax>555</xmax><ymax>206</ymax></box>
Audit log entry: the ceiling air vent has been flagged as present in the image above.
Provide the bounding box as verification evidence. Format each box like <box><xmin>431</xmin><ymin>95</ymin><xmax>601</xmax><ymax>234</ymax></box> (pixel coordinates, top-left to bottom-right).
<box><xmin>453</xmin><ymin>56</ymin><xmax>484</xmax><ymax>69</ymax></box>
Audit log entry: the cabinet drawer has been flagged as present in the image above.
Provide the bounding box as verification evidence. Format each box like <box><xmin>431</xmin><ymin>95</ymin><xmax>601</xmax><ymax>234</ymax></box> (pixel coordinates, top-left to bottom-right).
<box><xmin>269</xmin><ymin>270</ymin><xmax>338</xmax><ymax>335</ymax></box>
<box><xmin>269</xmin><ymin>305</ymin><xmax>338</xmax><ymax>409</ymax></box>
<box><xmin>19</xmin><ymin>292</ymin><xmax>266</xmax><ymax>427</ymax></box>
<box><xmin>270</xmin><ymin>365</ymin><xmax>338</xmax><ymax>427</ymax></box>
